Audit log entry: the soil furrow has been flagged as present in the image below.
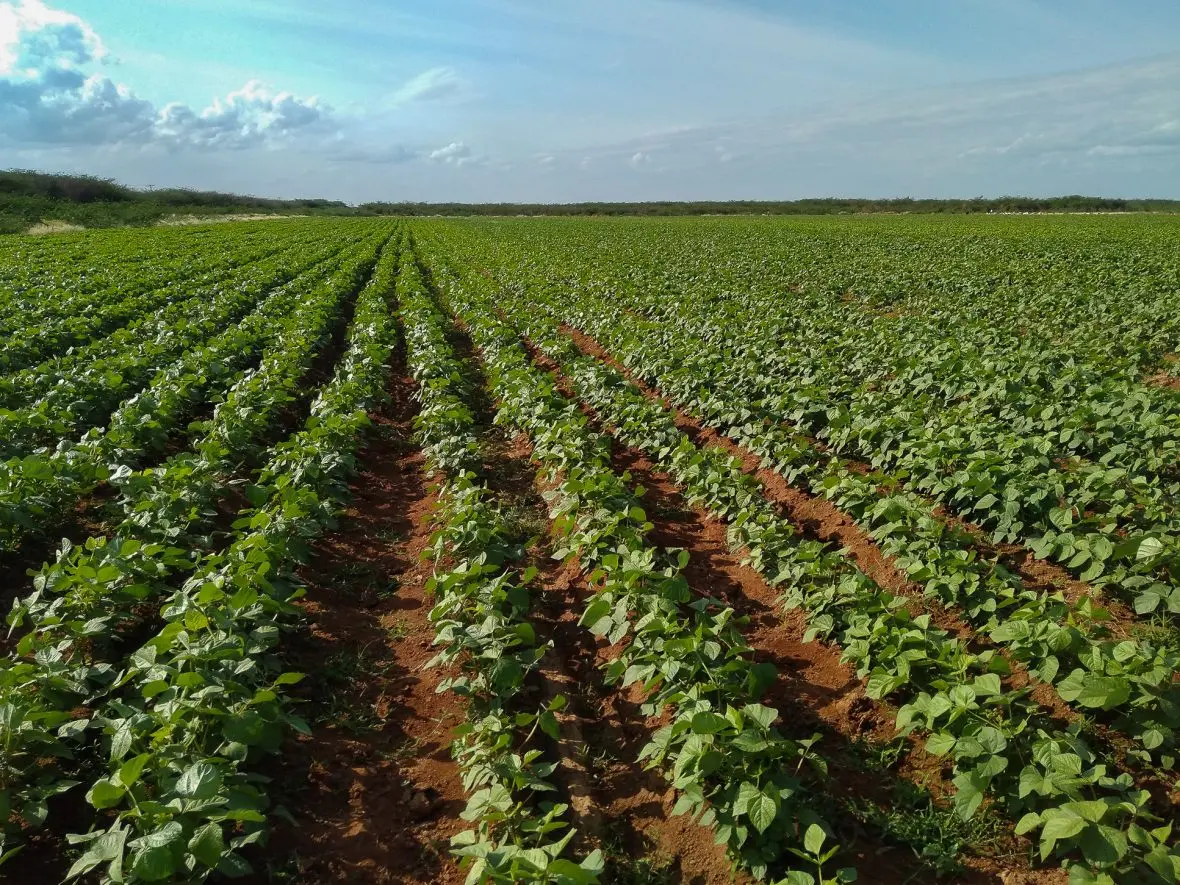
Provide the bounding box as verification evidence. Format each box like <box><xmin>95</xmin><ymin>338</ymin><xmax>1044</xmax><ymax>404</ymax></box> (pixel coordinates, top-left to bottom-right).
<box><xmin>252</xmin><ymin>350</ymin><xmax>468</xmax><ymax>885</ymax></box>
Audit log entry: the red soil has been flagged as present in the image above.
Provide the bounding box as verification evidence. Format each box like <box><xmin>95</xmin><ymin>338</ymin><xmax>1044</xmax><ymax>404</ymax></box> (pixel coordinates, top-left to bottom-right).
<box><xmin>248</xmin><ymin>366</ymin><xmax>469</xmax><ymax>885</ymax></box>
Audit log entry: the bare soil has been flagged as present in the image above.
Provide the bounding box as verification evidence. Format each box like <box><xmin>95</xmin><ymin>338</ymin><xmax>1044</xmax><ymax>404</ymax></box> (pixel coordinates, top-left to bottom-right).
<box><xmin>247</xmin><ymin>364</ymin><xmax>469</xmax><ymax>885</ymax></box>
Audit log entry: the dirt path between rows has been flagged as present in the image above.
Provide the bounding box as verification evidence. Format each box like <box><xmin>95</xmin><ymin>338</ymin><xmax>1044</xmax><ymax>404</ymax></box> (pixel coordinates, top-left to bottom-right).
<box><xmin>249</xmin><ymin>358</ymin><xmax>468</xmax><ymax>885</ymax></box>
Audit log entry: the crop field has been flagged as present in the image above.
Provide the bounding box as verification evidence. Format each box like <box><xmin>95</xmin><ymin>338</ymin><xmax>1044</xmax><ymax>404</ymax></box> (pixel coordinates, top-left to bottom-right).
<box><xmin>0</xmin><ymin>214</ymin><xmax>1178</xmax><ymax>885</ymax></box>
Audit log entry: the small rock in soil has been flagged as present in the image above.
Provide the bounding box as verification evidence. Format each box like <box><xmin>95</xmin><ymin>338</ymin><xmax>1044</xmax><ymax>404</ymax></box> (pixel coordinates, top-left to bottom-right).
<box><xmin>407</xmin><ymin>787</ymin><xmax>443</xmax><ymax>820</ymax></box>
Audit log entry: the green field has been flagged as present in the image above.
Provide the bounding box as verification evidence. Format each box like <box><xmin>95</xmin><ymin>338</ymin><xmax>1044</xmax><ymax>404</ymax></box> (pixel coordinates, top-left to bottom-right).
<box><xmin>1</xmin><ymin>215</ymin><xmax>1178</xmax><ymax>885</ymax></box>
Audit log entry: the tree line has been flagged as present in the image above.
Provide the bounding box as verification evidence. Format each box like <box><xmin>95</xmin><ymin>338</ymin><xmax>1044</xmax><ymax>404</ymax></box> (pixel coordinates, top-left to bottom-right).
<box><xmin>3</xmin><ymin>169</ymin><xmax>1177</xmax><ymax>234</ymax></box>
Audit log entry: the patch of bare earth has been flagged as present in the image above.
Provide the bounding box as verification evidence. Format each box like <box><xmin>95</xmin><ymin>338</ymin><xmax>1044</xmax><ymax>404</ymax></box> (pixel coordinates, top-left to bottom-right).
<box><xmin>247</xmin><ymin>363</ymin><xmax>468</xmax><ymax>885</ymax></box>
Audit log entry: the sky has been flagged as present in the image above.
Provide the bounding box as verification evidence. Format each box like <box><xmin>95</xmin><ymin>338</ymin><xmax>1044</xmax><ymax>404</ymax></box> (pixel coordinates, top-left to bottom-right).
<box><xmin>1</xmin><ymin>0</ymin><xmax>1178</xmax><ymax>202</ymax></box>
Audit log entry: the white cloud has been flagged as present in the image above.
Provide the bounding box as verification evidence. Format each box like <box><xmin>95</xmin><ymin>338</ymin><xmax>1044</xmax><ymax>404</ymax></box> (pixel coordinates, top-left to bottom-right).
<box><xmin>392</xmin><ymin>66</ymin><xmax>463</xmax><ymax>105</ymax></box>
<box><xmin>0</xmin><ymin>0</ymin><xmax>331</xmax><ymax>149</ymax></box>
<box><xmin>155</xmin><ymin>81</ymin><xmax>331</xmax><ymax>150</ymax></box>
<box><xmin>0</xmin><ymin>0</ymin><xmax>103</xmax><ymax>73</ymax></box>
<box><xmin>629</xmin><ymin>150</ymin><xmax>650</xmax><ymax>167</ymax></box>
<box><xmin>429</xmin><ymin>140</ymin><xmax>473</xmax><ymax>165</ymax></box>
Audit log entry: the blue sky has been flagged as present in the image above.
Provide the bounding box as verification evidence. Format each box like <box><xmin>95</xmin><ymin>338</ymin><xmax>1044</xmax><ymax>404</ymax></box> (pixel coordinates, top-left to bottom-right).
<box><xmin>2</xmin><ymin>0</ymin><xmax>1178</xmax><ymax>201</ymax></box>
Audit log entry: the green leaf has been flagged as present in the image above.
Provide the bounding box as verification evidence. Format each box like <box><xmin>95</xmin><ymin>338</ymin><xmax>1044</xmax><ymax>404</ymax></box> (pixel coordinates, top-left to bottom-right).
<box><xmin>66</xmin><ymin>827</ymin><xmax>127</xmax><ymax>880</ymax></box>
<box><xmin>116</xmin><ymin>754</ymin><xmax>151</xmax><ymax>788</ymax></box>
<box><xmin>747</xmin><ymin>791</ymin><xmax>777</xmax><ymax>834</ymax></box>
<box><xmin>731</xmin><ymin>730</ymin><xmax>770</xmax><ymax>753</ymax></box>
<box><xmin>952</xmin><ymin>771</ymin><xmax>986</xmax><ymax>820</ymax></box>
<box><xmin>866</xmin><ymin>671</ymin><xmax>904</xmax><ymax>699</ymax></box>
<box><xmin>217</xmin><ymin>851</ymin><xmax>253</xmax><ymax>877</ymax></box>
<box><xmin>1041</xmin><ymin>812</ymin><xmax>1087</xmax><ymax>844</ymax></box>
<box><xmin>803</xmin><ymin>822</ymin><xmax>826</xmax><ymax>855</ymax></box>
<box><xmin>110</xmin><ymin>726</ymin><xmax>133</xmax><ymax>762</ymax></box>
<box><xmin>1015</xmin><ymin>812</ymin><xmax>1042</xmax><ymax>835</ymax></box>
<box><xmin>924</xmin><ymin>732</ymin><xmax>956</xmax><ymax>757</ymax></box>
<box><xmin>1062</xmin><ymin>674</ymin><xmax>1131</xmax><ymax>711</ymax></box>
<box><xmin>86</xmin><ymin>780</ymin><xmax>125</xmax><ymax>810</ymax></box>
<box><xmin>1090</xmin><ymin>536</ymin><xmax>1114</xmax><ymax>562</ymax></box>
<box><xmin>741</xmin><ymin>703</ymin><xmax>777</xmax><ymax>729</ymax></box>
<box><xmin>138</xmin><ymin>822</ymin><xmax>183</xmax><ymax>849</ymax></box>
<box><xmin>176</xmin><ymin>761</ymin><xmax>222</xmax><ymax>800</ymax></box>
<box><xmin>973</xmin><ymin>673</ymin><xmax>1002</xmax><ymax>696</ymax></box>
<box><xmin>1136</xmin><ymin>537</ymin><xmax>1164</xmax><ymax>561</ymax></box>
<box><xmin>130</xmin><ymin>845</ymin><xmax>176</xmax><ymax>881</ymax></box>
<box><xmin>690</xmin><ymin>711</ymin><xmax>730</xmax><ymax>735</ymax></box>
<box><xmin>1049</xmin><ymin>507</ymin><xmax>1073</xmax><ymax>531</ymax></box>
<box><xmin>1134</xmin><ymin>589</ymin><xmax>1162</xmax><ymax>615</ymax></box>
<box><xmin>187</xmin><ymin>823</ymin><xmax>225</xmax><ymax>869</ymax></box>
<box><xmin>580</xmin><ymin>598</ymin><xmax>611</xmax><ymax>629</ymax></box>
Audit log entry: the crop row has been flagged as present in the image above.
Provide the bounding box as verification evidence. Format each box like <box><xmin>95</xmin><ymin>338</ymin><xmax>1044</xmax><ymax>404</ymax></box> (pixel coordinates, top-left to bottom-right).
<box><xmin>0</xmin><ymin>227</ymin><xmax>397</xmax><ymax>872</ymax></box>
<box><xmin>397</xmin><ymin>245</ymin><xmax>603</xmax><ymax>883</ymax></box>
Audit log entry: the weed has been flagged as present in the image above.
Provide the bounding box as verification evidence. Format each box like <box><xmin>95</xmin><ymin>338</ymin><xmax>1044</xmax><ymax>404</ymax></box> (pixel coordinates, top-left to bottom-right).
<box><xmin>599</xmin><ymin>825</ymin><xmax>676</xmax><ymax>885</ymax></box>
<box><xmin>387</xmin><ymin>617</ymin><xmax>411</xmax><ymax>641</ymax></box>
<box><xmin>846</xmin><ymin>781</ymin><xmax>1007</xmax><ymax>876</ymax></box>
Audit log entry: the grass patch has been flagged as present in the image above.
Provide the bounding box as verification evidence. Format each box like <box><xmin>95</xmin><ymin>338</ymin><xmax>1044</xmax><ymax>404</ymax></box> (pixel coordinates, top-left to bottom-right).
<box><xmin>846</xmin><ymin>781</ymin><xmax>1008</xmax><ymax>877</ymax></box>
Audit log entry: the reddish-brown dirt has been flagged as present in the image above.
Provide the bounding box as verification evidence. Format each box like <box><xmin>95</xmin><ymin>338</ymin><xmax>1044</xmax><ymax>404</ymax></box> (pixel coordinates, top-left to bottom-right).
<box><xmin>248</xmin><ymin>364</ymin><xmax>469</xmax><ymax>885</ymax></box>
<box><xmin>1146</xmin><ymin>370</ymin><xmax>1180</xmax><ymax>392</ymax></box>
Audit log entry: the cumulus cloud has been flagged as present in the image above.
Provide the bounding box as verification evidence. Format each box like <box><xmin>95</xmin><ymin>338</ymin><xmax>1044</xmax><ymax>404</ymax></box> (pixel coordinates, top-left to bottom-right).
<box><xmin>629</xmin><ymin>151</ymin><xmax>651</xmax><ymax>167</ymax></box>
<box><xmin>0</xmin><ymin>0</ymin><xmax>331</xmax><ymax>149</ymax></box>
<box><xmin>392</xmin><ymin>66</ymin><xmax>463</xmax><ymax>105</ymax></box>
<box><xmin>429</xmin><ymin>140</ymin><xmax>473</xmax><ymax>165</ymax></box>
<box><xmin>0</xmin><ymin>0</ymin><xmax>103</xmax><ymax>72</ymax></box>
<box><xmin>155</xmin><ymin>81</ymin><xmax>330</xmax><ymax>150</ymax></box>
